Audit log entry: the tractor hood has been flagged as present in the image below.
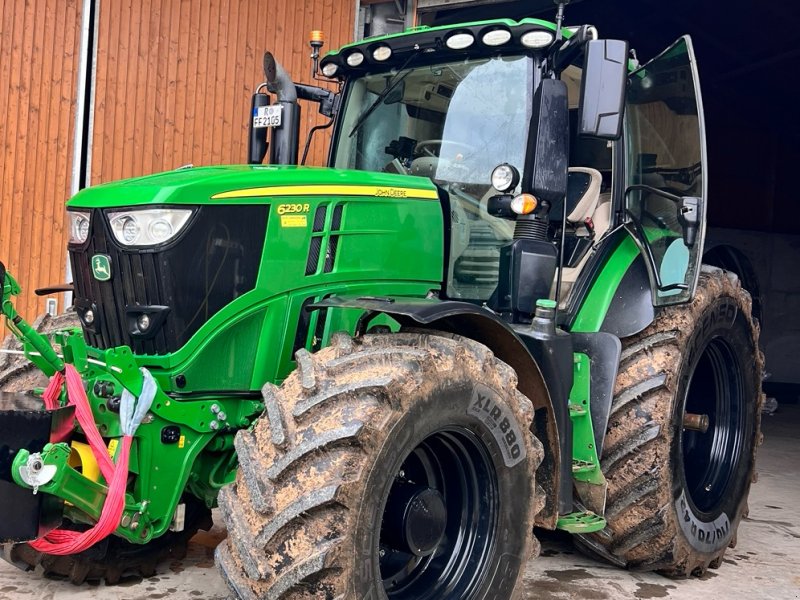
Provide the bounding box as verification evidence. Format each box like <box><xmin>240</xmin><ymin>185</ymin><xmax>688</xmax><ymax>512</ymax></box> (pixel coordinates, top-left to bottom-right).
<box><xmin>65</xmin><ymin>163</ymin><xmax>445</xmax><ymax>366</ymax></box>
<box><xmin>67</xmin><ymin>165</ymin><xmax>439</xmax><ymax>208</ymax></box>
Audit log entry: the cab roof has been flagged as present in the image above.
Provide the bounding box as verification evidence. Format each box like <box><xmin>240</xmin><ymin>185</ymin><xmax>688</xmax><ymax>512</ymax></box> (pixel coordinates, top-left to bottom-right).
<box><xmin>320</xmin><ymin>17</ymin><xmax>575</xmax><ymax>79</ymax></box>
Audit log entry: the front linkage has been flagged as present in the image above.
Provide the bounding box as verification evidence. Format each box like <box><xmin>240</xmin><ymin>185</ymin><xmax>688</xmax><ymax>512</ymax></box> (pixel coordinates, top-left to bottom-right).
<box><xmin>0</xmin><ymin>261</ymin><xmax>260</xmax><ymax>549</ymax></box>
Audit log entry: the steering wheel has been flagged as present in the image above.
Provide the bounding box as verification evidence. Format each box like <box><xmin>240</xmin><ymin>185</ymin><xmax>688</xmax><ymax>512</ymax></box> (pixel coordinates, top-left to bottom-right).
<box><xmin>415</xmin><ymin>139</ymin><xmax>474</xmax><ymax>159</ymax></box>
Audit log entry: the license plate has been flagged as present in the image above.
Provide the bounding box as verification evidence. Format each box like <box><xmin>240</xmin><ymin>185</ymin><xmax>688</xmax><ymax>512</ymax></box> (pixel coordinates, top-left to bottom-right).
<box><xmin>252</xmin><ymin>104</ymin><xmax>283</xmax><ymax>128</ymax></box>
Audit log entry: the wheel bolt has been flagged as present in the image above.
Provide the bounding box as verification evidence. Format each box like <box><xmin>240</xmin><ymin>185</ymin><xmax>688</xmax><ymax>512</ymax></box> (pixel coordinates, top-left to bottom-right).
<box><xmin>683</xmin><ymin>413</ymin><xmax>710</xmax><ymax>433</ymax></box>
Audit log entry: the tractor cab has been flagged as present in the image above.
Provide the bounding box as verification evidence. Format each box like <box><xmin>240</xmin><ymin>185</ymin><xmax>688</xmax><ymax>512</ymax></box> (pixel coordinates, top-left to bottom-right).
<box><xmin>257</xmin><ymin>17</ymin><xmax>707</xmax><ymax>324</ymax></box>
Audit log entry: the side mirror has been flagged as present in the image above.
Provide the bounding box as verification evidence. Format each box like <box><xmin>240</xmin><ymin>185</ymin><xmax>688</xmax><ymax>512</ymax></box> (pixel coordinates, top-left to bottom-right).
<box><xmin>578</xmin><ymin>39</ymin><xmax>629</xmax><ymax>140</ymax></box>
<box><xmin>523</xmin><ymin>78</ymin><xmax>569</xmax><ymax>205</ymax></box>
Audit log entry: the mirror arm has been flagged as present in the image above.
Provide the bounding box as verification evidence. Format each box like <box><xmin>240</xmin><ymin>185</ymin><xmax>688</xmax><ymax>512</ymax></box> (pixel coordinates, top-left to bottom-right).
<box><xmin>295</xmin><ymin>83</ymin><xmax>338</xmax><ymax>118</ymax></box>
<box><xmin>549</xmin><ymin>25</ymin><xmax>591</xmax><ymax>74</ymax></box>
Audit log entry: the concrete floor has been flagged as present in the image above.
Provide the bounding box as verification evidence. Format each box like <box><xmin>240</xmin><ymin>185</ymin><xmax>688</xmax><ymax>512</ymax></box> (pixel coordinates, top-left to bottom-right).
<box><xmin>1</xmin><ymin>405</ymin><xmax>798</xmax><ymax>600</ymax></box>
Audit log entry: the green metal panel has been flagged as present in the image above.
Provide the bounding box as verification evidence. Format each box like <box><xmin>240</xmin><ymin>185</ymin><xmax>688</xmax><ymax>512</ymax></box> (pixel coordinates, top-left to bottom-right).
<box><xmin>66</xmin><ymin>166</ymin><xmax>440</xmax><ymax>209</ymax></box>
<box><xmin>570</xmin><ymin>233</ymin><xmax>642</xmax><ymax>334</ymax></box>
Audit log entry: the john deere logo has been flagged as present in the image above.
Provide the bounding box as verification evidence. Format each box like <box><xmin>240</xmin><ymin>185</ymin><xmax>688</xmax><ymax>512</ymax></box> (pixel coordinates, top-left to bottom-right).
<box><xmin>91</xmin><ymin>254</ymin><xmax>112</xmax><ymax>281</ymax></box>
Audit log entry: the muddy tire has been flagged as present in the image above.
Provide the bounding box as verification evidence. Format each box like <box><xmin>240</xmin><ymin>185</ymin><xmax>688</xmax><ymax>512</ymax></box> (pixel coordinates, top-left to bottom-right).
<box><xmin>216</xmin><ymin>332</ymin><xmax>544</xmax><ymax>599</ymax></box>
<box><xmin>577</xmin><ymin>268</ymin><xmax>763</xmax><ymax>576</ymax></box>
<box><xmin>1</xmin><ymin>312</ymin><xmax>213</xmax><ymax>584</ymax></box>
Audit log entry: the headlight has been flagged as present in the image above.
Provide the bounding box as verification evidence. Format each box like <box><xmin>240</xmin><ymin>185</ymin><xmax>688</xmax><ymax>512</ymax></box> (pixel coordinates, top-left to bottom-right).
<box><xmin>346</xmin><ymin>51</ymin><xmax>364</xmax><ymax>67</ymax></box>
<box><xmin>521</xmin><ymin>30</ymin><xmax>554</xmax><ymax>48</ymax></box>
<box><xmin>482</xmin><ymin>29</ymin><xmax>511</xmax><ymax>47</ymax></box>
<box><xmin>321</xmin><ymin>62</ymin><xmax>338</xmax><ymax>77</ymax></box>
<box><xmin>107</xmin><ymin>208</ymin><xmax>193</xmax><ymax>247</ymax></box>
<box><xmin>372</xmin><ymin>45</ymin><xmax>392</xmax><ymax>61</ymax></box>
<box><xmin>491</xmin><ymin>163</ymin><xmax>520</xmax><ymax>193</ymax></box>
<box><xmin>445</xmin><ymin>32</ymin><xmax>475</xmax><ymax>50</ymax></box>
<box><xmin>68</xmin><ymin>210</ymin><xmax>91</xmax><ymax>244</ymax></box>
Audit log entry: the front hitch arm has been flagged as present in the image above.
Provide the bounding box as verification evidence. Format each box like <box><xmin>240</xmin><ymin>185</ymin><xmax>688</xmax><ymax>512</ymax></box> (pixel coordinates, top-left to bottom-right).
<box><xmin>1</xmin><ymin>261</ymin><xmax>65</xmax><ymax>376</ymax></box>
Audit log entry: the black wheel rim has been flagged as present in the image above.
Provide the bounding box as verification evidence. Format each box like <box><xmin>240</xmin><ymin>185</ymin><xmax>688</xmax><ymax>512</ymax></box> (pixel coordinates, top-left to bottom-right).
<box><xmin>680</xmin><ymin>336</ymin><xmax>747</xmax><ymax>514</ymax></box>
<box><xmin>379</xmin><ymin>427</ymin><xmax>499</xmax><ymax>599</ymax></box>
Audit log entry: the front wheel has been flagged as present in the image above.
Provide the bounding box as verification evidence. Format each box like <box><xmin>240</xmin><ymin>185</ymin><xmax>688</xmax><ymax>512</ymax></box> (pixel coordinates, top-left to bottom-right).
<box><xmin>216</xmin><ymin>332</ymin><xmax>544</xmax><ymax>599</ymax></box>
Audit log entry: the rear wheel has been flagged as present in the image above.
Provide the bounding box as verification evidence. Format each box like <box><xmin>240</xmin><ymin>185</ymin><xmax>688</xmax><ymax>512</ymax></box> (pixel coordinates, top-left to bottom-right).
<box><xmin>1</xmin><ymin>312</ymin><xmax>213</xmax><ymax>584</ymax></box>
<box><xmin>216</xmin><ymin>332</ymin><xmax>544</xmax><ymax>599</ymax></box>
<box><xmin>578</xmin><ymin>268</ymin><xmax>763</xmax><ymax>575</ymax></box>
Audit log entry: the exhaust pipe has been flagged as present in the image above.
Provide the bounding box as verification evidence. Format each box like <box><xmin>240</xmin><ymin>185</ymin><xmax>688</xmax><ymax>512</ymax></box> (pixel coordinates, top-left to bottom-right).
<box><xmin>264</xmin><ymin>52</ymin><xmax>300</xmax><ymax>165</ymax></box>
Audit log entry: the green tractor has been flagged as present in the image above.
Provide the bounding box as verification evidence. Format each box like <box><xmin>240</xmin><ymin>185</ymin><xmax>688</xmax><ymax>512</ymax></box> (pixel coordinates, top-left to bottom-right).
<box><xmin>0</xmin><ymin>8</ymin><xmax>762</xmax><ymax>599</ymax></box>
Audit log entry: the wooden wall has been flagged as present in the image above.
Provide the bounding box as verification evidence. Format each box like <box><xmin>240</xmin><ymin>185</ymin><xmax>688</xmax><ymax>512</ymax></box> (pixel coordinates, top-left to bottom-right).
<box><xmin>90</xmin><ymin>0</ymin><xmax>355</xmax><ymax>183</ymax></box>
<box><xmin>1</xmin><ymin>0</ymin><xmax>355</xmax><ymax>336</ymax></box>
<box><xmin>0</xmin><ymin>0</ymin><xmax>83</xmax><ymax>335</ymax></box>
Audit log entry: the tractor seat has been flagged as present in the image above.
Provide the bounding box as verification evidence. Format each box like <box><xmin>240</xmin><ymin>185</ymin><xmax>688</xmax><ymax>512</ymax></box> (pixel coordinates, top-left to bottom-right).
<box><xmin>552</xmin><ymin>167</ymin><xmax>603</xmax><ymax>226</ymax></box>
<box><xmin>554</xmin><ymin>167</ymin><xmax>613</xmax><ymax>303</ymax></box>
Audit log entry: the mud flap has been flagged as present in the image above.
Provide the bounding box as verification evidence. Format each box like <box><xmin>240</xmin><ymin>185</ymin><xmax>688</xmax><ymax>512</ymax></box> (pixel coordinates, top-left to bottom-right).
<box><xmin>0</xmin><ymin>392</ymin><xmax>74</xmax><ymax>542</ymax></box>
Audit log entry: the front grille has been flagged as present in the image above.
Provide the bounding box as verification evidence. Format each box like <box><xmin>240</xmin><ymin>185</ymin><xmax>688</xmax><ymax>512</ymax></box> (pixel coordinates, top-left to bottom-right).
<box><xmin>69</xmin><ymin>205</ymin><xmax>268</xmax><ymax>355</ymax></box>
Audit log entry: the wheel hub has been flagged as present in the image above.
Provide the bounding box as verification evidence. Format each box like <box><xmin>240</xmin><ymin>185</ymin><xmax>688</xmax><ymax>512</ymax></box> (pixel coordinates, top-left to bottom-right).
<box><xmin>379</xmin><ymin>428</ymin><xmax>500</xmax><ymax>598</ymax></box>
<box><xmin>681</xmin><ymin>336</ymin><xmax>747</xmax><ymax>514</ymax></box>
<box><xmin>383</xmin><ymin>483</ymin><xmax>447</xmax><ymax>556</ymax></box>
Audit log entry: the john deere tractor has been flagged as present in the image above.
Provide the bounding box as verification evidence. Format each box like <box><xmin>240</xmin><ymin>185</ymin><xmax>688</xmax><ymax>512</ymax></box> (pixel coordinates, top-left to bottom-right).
<box><xmin>0</xmin><ymin>8</ymin><xmax>762</xmax><ymax>599</ymax></box>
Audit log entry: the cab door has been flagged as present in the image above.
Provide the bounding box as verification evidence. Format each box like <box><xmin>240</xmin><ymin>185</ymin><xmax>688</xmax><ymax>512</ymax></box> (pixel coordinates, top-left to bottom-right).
<box><xmin>624</xmin><ymin>36</ymin><xmax>707</xmax><ymax>305</ymax></box>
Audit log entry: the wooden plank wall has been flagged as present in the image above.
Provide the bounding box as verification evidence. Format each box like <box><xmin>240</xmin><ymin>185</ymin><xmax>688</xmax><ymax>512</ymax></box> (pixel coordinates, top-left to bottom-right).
<box><xmin>91</xmin><ymin>0</ymin><xmax>356</xmax><ymax>184</ymax></box>
<box><xmin>0</xmin><ymin>0</ymin><xmax>83</xmax><ymax>335</ymax></box>
<box><xmin>1</xmin><ymin>0</ymin><xmax>355</xmax><ymax>337</ymax></box>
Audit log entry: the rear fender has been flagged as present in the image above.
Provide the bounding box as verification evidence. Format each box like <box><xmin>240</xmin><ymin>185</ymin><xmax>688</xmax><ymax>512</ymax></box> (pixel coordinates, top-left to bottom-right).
<box><xmin>311</xmin><ymin>296</ymin><xmax>562</xmax><ymax>528</ymax></box>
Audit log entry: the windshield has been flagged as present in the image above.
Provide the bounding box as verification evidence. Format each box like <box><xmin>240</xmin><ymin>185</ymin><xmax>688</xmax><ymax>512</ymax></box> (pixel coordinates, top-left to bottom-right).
<box><xmin>333</xmin><ymin>55</ymin><xmax>534</xmax><ymax>300</ymax></box>
<box><xmin>334</xmin><ymin>55</ymin><xmax>532</xmax><ymax>183</ymax></box>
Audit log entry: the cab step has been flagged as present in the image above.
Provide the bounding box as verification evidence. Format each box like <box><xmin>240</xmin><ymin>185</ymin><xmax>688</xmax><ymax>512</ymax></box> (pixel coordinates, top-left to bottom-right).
<box><xmin>556</xmin><ymin>510</ymin><xmax>606</xmax><ymax>533</ymax></box>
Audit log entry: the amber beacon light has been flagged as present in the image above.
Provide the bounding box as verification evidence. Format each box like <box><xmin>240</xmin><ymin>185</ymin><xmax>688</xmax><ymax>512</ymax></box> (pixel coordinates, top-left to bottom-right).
<box><xmin>310</xmin><ymin>30</ymin><xmax>326</xmax><ymax>79</ymax></box>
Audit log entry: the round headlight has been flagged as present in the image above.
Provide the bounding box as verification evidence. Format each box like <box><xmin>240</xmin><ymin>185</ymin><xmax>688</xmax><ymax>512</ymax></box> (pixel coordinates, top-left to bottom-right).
<box><xmin>321</xmin><ymin>62</ymin><xmax>338</xmax><ymax>77</ymax></box>
<box><xmin>148</xmin><ymin>219</ymin><xmax>174</xmax><ymax>242</ymax></box>
<box><xmin>372</xmin><ymin>45</ymin><xmax>392</xmax><ymax>61</ymax></box>
<box><xmin>482</xmin><ymin>29</ymin><xmax>511</xmax><ymax>47</ymax></box>
<box><xmin>346</xmin><ymin>51</ymin><xmax>364</xmax><ymax>67</ymax></box>
<box><xmin>511</xmin><ymin>193</ymin><xmax>538</xmax><ymax>215</ymax></box>
<box><xmin>77</xmin><ymin>217</ymin><xmax>90</xmax><ymax>241</ymax></box>
<box><xmin>491</xmin><ymin>163</ymin><xmax>520</xmax><ymax>193</ymax></box>
<box><xmin>521</xmin><ymin>30</ymin><xmax>554</xmax><ymax>48</ymax></box>
<box><xmin>445</xmin><ymin>32</ymin><xmax>475</xmax><ymax>50</ymax></box>
<box><xmin>121</xmin><ymin>217</ymin><xmax>140</xmax><ymax>243</ymax></box>
<box><xmin>83</xmin><ymin>309</ymin><xmax>95</xmax><ymax>325</ymax></box>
